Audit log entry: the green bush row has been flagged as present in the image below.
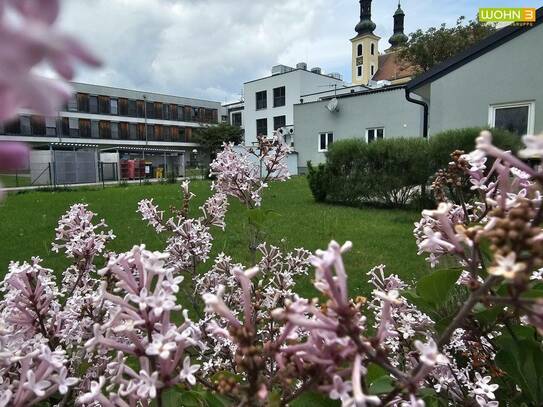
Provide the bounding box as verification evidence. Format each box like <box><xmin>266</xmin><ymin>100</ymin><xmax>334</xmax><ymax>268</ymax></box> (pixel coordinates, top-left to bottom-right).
<box><xmin>307</xmin><ymin>127</ymin><xmax>522</xmax><ymax>208</ymax></box>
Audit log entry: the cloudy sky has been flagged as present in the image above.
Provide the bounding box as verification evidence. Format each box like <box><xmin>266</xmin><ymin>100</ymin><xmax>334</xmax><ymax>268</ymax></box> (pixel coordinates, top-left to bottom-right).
<box><xmin>57</xmin><ymin>0</ymin><xmax>541</xmax><ymax>103</ymax></box>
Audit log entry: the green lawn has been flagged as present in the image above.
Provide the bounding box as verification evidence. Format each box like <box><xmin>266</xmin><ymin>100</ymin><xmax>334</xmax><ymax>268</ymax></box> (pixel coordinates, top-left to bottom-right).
<box><xmin>0</xmin><ymin>173</ymin><xmax>31</xmax><ymax>187</ymax></box>
<box><xmin>0</xmin><ymin>177</ymin><xmax>428</xmax><ymax>297</ymax></box>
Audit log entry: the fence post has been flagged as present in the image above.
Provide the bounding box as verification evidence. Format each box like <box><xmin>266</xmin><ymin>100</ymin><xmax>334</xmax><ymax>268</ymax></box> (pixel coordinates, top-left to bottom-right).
<box><xmin>101</xmin><ymin>162</ymin><xmax>105</xmax><ymax>189</ymax></box>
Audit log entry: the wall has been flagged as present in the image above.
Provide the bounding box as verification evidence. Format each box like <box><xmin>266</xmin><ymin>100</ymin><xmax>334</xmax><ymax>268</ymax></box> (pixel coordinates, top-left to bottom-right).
<box><xmin>421</xmin><ymin>23</ymin><xmax>543</xmax><ymax>136</ymax></box>
<box><xmin>294</xmin><ymin>87</ymin><xmax>423</xmax><ymax>172</ymax></box>
<box><xmin>244</xmin><ymin>70</ymin><xmax>343</xmax><ymax>145</ymax></box>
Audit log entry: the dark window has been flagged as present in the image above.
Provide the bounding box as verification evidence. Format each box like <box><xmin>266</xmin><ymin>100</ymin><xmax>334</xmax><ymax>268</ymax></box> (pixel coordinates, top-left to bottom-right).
<box><xmin>110</xmin><ymin>99</ymin><xmax>118</xmax><ymax>115</ymax></box>
<box><xmin>357</xmin><ymin>66</ymin><xmax>362</xmax><ymax>77</ymax></box>
<box><xmin>111</xmin><ymin>122</ymin><xmax>119</xmax><ymax>139</ymax></box>
<box><xmin>146</xmin><ymin>102</ymin><xmax>154</xmax><ymax>119</ymax></box>
<box><xmin>99</xmin><ymin>121</ymin><xmax>111</xmax><ymax>139</ymax></box>
<box><xmin>137</xmin><ymin>123</ymin><xmax>145</xmax><ymax>140</ymax></box>
<box><xmin>256</xmin><ymin>118</ymin><xmax>267</xmax><ymax>136</ymax></box>
<box><xmin>98</xmin><ymin>96</ymin><xmax>110</xmax><ymax>114</ymax></box>
<box><xmin>45</xmin><ymin>117</ymin><xmax>57</xmax><ymax>136</ymax></box>
<box><xmin>129</xmin><ymin>123</ymin><xmax>137</xmax><ymax>140</ymax></box>
<box><xmin>494</xmin><ymin>105</ymin><xmax>530</xmax><ymax>135</ymax></box>
<box><xmin>256</xmin><ymin>91</ymin><xmax>267</xmax><ymax>110</ymax></box>
<box><xmin>119</xmin><ymin>98</ymin><xmax>129</xmax><ymax>116</ymax></box>
<box><xmin>90</xmin><ymin>96</ymin><xmax>98</xmax><ymax>114</ymax></box>
<box><xmin>128</xmin><ymin>100</ymin><xmax>137</xmax><ymax>117</ymax></box>
<box><xmin>319</xmin><ymin>132</ymin><xmax>333</xmax><ymax>151</ymax></box>
<box><xmin>154</xmin><ymin>102</ymin><xmax>163</xmax><ymax>119</ymax></box>
<box><xmin>119</xmin><ymin>122</ymin><xmax>129</xmax><ymax>140</ymax></box>
<box><xmin>146</xmin><ymin>125</ymin><xmax>154</xmax><ymax>141</ymax></box>
<box><xmin>68</xmin><ymin>118</ymin><xmax>79</xmax><ymax>137</ymax></box>
<box><xmin>154</xmin><ymin>125</ymin><xmax>163</xmax><ymax>141</ymax></box>
<box><xmin>91</xmin><ymin>120</ymin><xmax>99</xmax><ymax>138</ymax></box>
<box><xmin>170</xmin><ymin>104</ymin><xmax>178</xmax><ymax>121</ymax></box>
<box><xmin>61</xmin><ymin>117</ymin><xmax>69</xmax><ymax>136</ymax></box>
<box><xmin>232</xmin><ymin>112</ymin><xmax>242</xmax><ymax>127</ymax></box>
<box><xmin>357</xmin><ymin>44</ymin><xmax>363</xmax><ymax>56</ymax></box>
<box><xmin>77</xmin><ymin>93</ymin><xmax>90</xmax><ymax>112</ymax></box>
<box><xmin>31</xmin><ymin>116</ymin><xmax>45</xmax><ymax>136</ymax></box>
<box><xmin>136</xmin><ymin>100</ymin><xmax>145</xmax><ymax>118</ymax></box>
<box><xmin>4</xmin><ymin>119</ymin><xmax>20</xmax><ymax>134</ymax></box>
<box><xmin>371</xmin><ymin>43</ymin><xmax>375</xmax><ymax>55</ymax></box>
<box><xmin>273</xmin><ymin>115</ymin><xmax>286</xmax><ymax>130</ymax></box>
<box><xmin>20</xmin><ymin>116</ymin><xmax>31</xmax><ymax>135</ymax></box>
<box><xmin>163</xmin><ymin>126</ymin><xmax>170</xmax><ymax>141</ymax></box>
<box><xmin>163</xmin><ymin>104</ymin><xmax>170</xmax><ymax>120</ymax></box>
<box><xmin>273</xmin><ymin>87</ymin><xmax>286</xmax><ymax>108</ymax></box>
<box><xmin>371</xmin><ymin>65</ymin><xmax>375</xmax><ymax>76</ymax></box>
<box><xmin>67</xmin><ymin>96</ymin><xmax>78</xmax><ymax>112</ymax></box>
<box><xmin>367</xmin><ymin>128</ymin><xmax>384</xmax><ymax>143</ymax></box>
<box><xmin>79</xmin><ymin>119</ymin><xmax>91</xmax><ymax>138</ymax></box>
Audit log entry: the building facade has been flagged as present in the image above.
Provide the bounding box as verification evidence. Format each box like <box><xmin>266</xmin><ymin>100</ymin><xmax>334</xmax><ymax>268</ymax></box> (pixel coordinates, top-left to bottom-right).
<box><xmin>0</xmin><ymin>82</ymin><xmax>222</xmax><ymax>184</ymax></box>
<box><xmin>243</xmin><ymin>65</ymin><xmax>344</xmax><ymax>146</ymax></box>
<box><xmin>294</xmin><ymin>86</ymin><xmax>423</xmax><ymax>173</ymax></box>
<box><xmin>406</xmin><ymin>8</ymin><xmax>543</xmax><ymax>137</ymax></box>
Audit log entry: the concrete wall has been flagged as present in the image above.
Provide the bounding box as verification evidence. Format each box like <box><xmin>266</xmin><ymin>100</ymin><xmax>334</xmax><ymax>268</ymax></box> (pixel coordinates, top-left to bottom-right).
<box><xmin>30</xmin><ymin>150</ymin><xmax>53</xmax><ymax>185</ymax></box>
<box><xmin>418</xmin><ymin>23</ymin><xmax>543</xmax><ymax>136</ymax></box>
<box><xmin>244</xmin><ymin>70</ymin><xmax>343</xmax><ymax>145</ymax></box>
<box><xmin>293</xmin><ymin>87</ymin><xmax>423</xmax><ymax>172</ymax></box>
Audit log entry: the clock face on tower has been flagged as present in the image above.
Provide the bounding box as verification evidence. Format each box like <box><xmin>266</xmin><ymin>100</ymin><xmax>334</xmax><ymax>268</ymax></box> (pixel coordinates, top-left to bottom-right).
<box><xmin>356</xmin><ymin>56</ymin><xmax>364</xmax><ymax>66</ymax></box>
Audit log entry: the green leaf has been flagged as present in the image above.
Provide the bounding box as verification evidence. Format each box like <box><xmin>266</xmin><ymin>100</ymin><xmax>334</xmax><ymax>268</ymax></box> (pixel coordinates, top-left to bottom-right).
<box><xmin>369</xmin><ymin>376</ymin><xmax>394</xmax><ymax>395</ymax></box>
<box><xmin>495</xmin><ymin>337</ymin><xmax>543</xmax><ymax>404</ymax></box>
<box><xmin>416</xmin><ymin>268</ymin><xmax>462</xmax><ymax>306</ymax></box>
<box><xmin>291</xmin><ymin>391</ymin><xmax>340</xmax><ymax>407</ymax></box>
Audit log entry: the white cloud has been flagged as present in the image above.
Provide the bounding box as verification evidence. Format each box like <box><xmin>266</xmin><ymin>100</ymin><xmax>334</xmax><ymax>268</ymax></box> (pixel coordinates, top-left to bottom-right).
<box><xmin>57</xmin><ymin>0</ymin><xmax>542</xmax><ymax>102</ymax></box>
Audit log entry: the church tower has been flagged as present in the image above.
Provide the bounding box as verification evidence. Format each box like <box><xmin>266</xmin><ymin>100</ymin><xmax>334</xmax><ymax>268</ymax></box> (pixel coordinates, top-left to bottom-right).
<box><xmin>351</xmin><ymin>0</ymin><xmax>380</xmax><ymax>85</ymax></box>
<box><xmin>388</xmin><ymin>1</ymin><xmax>408</xmax><ymax>51</ymax></box>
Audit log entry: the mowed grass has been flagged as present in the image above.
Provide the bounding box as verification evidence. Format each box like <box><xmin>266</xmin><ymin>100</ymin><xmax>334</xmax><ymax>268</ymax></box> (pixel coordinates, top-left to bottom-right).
<box><xmin>0</xmin><ymin>177</ymin><xmax>429</xmax><ymax>297</ymax></box>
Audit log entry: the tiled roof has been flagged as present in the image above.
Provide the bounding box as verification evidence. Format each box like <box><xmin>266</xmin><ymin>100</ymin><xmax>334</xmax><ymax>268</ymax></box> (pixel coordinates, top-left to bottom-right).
<box><xmin>372</xmin><ymin>52</ymin><xmax>417</xmax><ymax>82</ymax></box>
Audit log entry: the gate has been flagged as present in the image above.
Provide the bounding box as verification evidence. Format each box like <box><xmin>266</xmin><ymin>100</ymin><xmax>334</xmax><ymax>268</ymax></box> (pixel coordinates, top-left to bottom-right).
<box><xmin>53</xmin><ymin>150</ymin><xmax>98</xmax><ymax>185</ymax></box>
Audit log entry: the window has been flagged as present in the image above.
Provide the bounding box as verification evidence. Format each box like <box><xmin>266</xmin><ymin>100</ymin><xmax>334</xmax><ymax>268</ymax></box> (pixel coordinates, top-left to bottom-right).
<box><xmin>146</xmin><ymin>125</ymin><xmax>154</xmax><ymax>141</ymax></box>
<box><xmin>61</xmin><ymin>118</ymin><xmax>69</xmax><ymax>136</ymax></box>
<box><xmin>163</xmin><ymin>104</ymin><xmax>170</xmax><ymax>120</ymax></box>
<box><xmin>129</xmin><ymin>123</ymin><xmax>137</xmax><ymax>140</ymax></box>
<box><xmin>146</xmin><ymin>102</ymin><xmax>155</xmax><ymax>119</ymax></box>
<box><xmin>68</xmin><ymin>117</ymin><xmax>79</xmax><ymax>137</ymax></box>
<box><xmin>371</xmin><ymin>43</ymin><xmax>375</xmax><ymax>55</ymax></box>
<box><xmin>20</xmin><ymin>116</ymin><xmax>31</xmax><ymax>135</ymax></box>
<box><xmin>357</xmin><ymin>66</ymin><xmax>362</xmax><ymax>77</ymax></box>
<box><xmin>256</xmin><ymin>118</ymin><xmax>267</xmax><ymax>136</ymax></box>
<box><xmin>170</xmin><ymin>104</ymin><xmax>178</xmax><ymax>121</ymax></box>
<box><xmin>45</xmin><ymin>117</ymin><xmax>57</xmax><ymax>136</ymax></box>
<box><xmin>110</xmin><ymin>99</ymin><xmax>118</xmax><ymax>115</ymax></box>
<box><xmin>111</xmin><ymin>122</ymin><xmax>119</xmax><ymax>139</ymax></box>
<box><xmin>318</xmin><ymin>132</ymin><xmax>333</xmax><ymax>152</ymax></box>
<box><xmin>91</xmin><ymin>120</ymin><xmax>99</xmax><ymax>138</ymax></box>
<box><xmin>128</xmin><ymin>100</ymin><xmax>137</xmax><ymax>117</ymax></box>
<box><xmin>90</xmin><ymin>96</ymin><xmax>98</xmax><ymax>114</ymax></box>
<box><xmin>119</xmin><ymin>122</ymin><xmax>129</xmax><ymax>140</ymax></box>
<box><xmin>273</xmin><ymin>115</ymin><xmax>286</xmax><ymax>130</ymax></box>
<box><xmin>366</xmin><ymin>127</ymin><xmax>384</xmax><ymax>143</ymax></box>
<box><xmin>77</xmin><ymin>93</ymin><xmax>90</xmax><ymax>112</ymax></box>
<box><xmin>79</xmin><ymin>119</ymin><xmax>91</xmax><ymax>138</ymax></box>
<box><xmin>119</xmin><ymin>98</ymin><xmax>129</xmax><ymax>116</ymax></box>
<box><xmin>371</xmin><ymin>64</ymin><xmax>375</xmax><ymax>76</ymax></box>
<box><xmin>357</xmin><ymin>44</ymin><xmax>363</xmax><ymax>56</ymax></box>
<box><xmin>31</xmin><ymin>116</ymin><xmax>45</xmax><ymax>136</ymax></box>
<box><xmin>232</xmin><ymin>112</ymin><xmax>242</xmax><ymax>127</ymax></box>
<box><xmin>99</xmin><ymin>121</ymin><xmax>111</xmax><ymax>139</ymax></box>
<box><xmin>67</xmin><ymin>96</ymin><xmax>78</xmax><ymax>112</ymax></box>
<box><xmin>98</xmin><ymin>96</ymin><xmax>110</xmax><ymax>114</ymax></box>
<box><xmin>136</xmin><ymin>100</ymin><xmax>145</xmax><ymax>118</ymax></box>
<box><xmin>489</xmin><ymin>102</ymin><xmax>535</xmax><ymax>136</ymax></box>
<box><xmin>4</xmin><ymin>119</ymin><xmax>20</xmax><ymax>134</ymax></box>
<box><xmin>256</xmin><ymin>91</ymin><xmax>267</xmax><ymax>110</ymax></box>
<box><xmin>273</xmin><ymin>86</ymin><xmax>286</xmax><ymax>107</ymax></box>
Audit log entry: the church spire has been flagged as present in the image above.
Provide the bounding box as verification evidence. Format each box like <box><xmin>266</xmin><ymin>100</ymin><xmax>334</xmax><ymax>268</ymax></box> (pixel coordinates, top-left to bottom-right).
<box><xmin>389</xmin><ymin>1</ymin><xmax>408</xmax><ymax>49</ymax></box>
<box><xmin>355</xmin><ymin>0</ymin><xmax>376</xmax><ymax>36</ymax></box>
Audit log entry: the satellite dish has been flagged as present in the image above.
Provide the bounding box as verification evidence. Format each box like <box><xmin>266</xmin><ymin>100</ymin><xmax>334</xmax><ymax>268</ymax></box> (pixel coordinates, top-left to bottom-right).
<box><xmin>326</xmin><ymin>98</ymin><xmax>339</xmax><ymax>113</ymax></box>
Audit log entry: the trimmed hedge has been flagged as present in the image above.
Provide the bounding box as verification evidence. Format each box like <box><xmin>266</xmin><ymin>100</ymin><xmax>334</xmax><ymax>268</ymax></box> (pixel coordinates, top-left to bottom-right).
<box><xmin>307</xmin><ymin>127</ymin><xmax>521</xmax><ymax>208</ymax></box>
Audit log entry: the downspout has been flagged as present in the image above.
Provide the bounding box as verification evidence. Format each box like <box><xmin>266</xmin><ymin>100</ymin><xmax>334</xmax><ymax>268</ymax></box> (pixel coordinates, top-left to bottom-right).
<box><xmin>405</xmin><ymin>87</ymin><xmax>429</xmax><ymax>138</ymax></box>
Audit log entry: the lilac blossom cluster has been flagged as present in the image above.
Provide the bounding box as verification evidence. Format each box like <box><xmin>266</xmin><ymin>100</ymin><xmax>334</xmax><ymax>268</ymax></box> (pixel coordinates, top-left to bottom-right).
<box><xmin>0</xmin><ymin>0</ymin><xmax>100</xmax><ymax>121</ymax></box>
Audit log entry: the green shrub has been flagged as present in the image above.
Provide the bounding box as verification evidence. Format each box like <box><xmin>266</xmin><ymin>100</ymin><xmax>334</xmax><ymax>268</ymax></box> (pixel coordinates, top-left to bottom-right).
<box><xmin>428</xmin><ymin>127</ymin><xmax>521</xmax><ymax>170</ymax></box>
<box><xmin>308</xmin><ymin>138</ymin><xmax>434</xmax><ymax>208</ymax></box>
<box><xmin>306</xmin><ymin>127</ymin><xmax>522</xmax><ymax>208</ymax></box>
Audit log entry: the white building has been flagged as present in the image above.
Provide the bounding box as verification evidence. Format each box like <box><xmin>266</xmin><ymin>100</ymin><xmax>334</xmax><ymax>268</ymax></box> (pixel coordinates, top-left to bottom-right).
<box><xmin>243</xmin><ymin>64</ymin><xmax>344</xmax><ymax>146</ymax></box>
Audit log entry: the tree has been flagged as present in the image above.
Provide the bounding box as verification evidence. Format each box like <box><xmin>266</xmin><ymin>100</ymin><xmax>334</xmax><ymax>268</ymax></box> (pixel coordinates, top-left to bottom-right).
<box><xmin>193</xmin><ymin>123</ymin><xmax>244</xmax><ymax>158</ymax></box>
<box><xmin>398</xmin><ymin>16</ymin><xmax>497</xmax><ymax>73</ymax></box>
